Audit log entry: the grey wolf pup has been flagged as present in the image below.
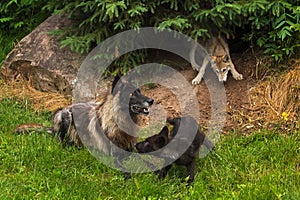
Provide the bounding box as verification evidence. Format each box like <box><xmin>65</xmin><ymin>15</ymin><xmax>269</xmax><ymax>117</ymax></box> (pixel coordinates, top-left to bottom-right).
<box><xmin>189</xmin><ymin>36</ymin><xmax>243</xmax><ymax>84</ymax></box>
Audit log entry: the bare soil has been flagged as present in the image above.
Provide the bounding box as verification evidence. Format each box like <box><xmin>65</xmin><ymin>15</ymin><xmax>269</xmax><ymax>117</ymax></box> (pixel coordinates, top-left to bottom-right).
<box><xmin>140</xmin><ymin>51</ymin><xmax>258</xmax><ymax>134</ymax></box>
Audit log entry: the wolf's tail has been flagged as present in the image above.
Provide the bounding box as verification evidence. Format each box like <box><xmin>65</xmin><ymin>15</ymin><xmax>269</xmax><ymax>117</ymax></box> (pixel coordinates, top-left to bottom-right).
<box><xmin>14</xmin><ymin>124</ymin><xmax>54</xmax><ymax>135</ymax></box>
<box><xmin>203</xmin><ymin>137</ymin><xmax>215</xmax><ymax>151</ymax></box>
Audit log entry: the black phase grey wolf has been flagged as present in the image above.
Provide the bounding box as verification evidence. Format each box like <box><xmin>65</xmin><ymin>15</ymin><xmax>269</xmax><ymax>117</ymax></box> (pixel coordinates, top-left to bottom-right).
<box><xmin>15</xmin><ymin>76</ymin><xmax>154</xmax><ymax>155</ymax></box>
<box><xmin>189</xmin><ymin>36</ymin><xmax>243</xmax><ymax>84</ymax></box>
<box><xmin>135</xmin><ymin>116</ymin><xmax>214</xmax><ymax>184</ymax></box>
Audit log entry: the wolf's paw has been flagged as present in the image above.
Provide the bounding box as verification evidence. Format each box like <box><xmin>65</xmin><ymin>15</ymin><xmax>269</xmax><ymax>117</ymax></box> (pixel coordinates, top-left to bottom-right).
<box><xmin>233</xmin><ymin>73</ymin><xmax>243</xmax><ymax>80</ymax></box>
<box><xmin>192</xmin><ymin>77</ymin><xmax>202</xmax><ymax>85</ymax></box>
<box><xmin>191</xmin><ymin>65</ymin><xmax>198</xmax><ymax>71</ymax></box>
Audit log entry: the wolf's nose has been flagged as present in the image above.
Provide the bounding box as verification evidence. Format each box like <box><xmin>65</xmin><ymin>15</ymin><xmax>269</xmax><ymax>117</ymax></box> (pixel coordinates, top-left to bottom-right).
<box><xmin>147</xmin><ymin>98</ymin><xmax>154</xmax><ymax>105</ymax></box>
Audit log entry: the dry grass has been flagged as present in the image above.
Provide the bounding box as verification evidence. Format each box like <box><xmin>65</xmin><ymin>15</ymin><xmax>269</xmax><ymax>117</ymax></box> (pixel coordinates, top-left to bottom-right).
<box><xmin>0</xmin><ymin>76</ymin><xmax>71</xmax><ymax>111</ymax></box>
<box><xmin>246</xmin><ymin>59</ymin><xmax>300</xmax><ymax>129</ymax></box>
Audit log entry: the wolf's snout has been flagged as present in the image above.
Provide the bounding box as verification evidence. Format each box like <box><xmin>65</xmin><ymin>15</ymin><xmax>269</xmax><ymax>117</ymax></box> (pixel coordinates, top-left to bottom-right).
<box><xmin>147</xmin><ymin>98</ymin><xmax>154</xmax><ymax>105</ymax></box>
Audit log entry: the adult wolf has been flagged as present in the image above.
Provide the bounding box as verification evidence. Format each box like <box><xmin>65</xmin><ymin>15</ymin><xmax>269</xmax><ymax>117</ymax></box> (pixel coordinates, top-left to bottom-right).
<box><xmin>15</xmin><ymin>76</ymin><xmax>154</xmax><ymax>155</ymax></box>
<box><xmin>189</xmin><ymin>36</ymin><xmax>243</xmax><ymax>84</ymax></box>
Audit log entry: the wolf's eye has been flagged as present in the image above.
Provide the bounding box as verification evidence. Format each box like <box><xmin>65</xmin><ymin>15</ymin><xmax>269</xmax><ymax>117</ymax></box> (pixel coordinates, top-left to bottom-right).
<box><xmin>221</xmin><ymin>68</ymin><xmax>227</xmax><ymax>73</ymax></box>
<box><xmin>223</xmin><ymin>56</ymin><xmax>229</xmax><ymax>62</ymax></box>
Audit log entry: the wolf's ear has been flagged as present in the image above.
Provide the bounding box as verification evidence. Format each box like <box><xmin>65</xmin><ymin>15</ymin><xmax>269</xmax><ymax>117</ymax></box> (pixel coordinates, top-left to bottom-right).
<box><xmin>167</xmin><ymin>117</ymin><xmax>181</xmax><ymax>125</ymax></box>
<box><xmin>155</xmin><ymin>127</ymin><xmax>169</xmax><ymax>148</ymax></box>
<box><xmin>211</xmin><ymin>55</ymin><xmax>217</xmax><ymax>62</ymax></box>
<box><xmin>159</xmin><ymin>126</ymin><xmax>169</xmax><ymax>138</ymax></box>
<box><xmin>152</xmin><ymin>126</ymin><xmax>169</xmax><ymax>148</ymax></box>
<box><xmin>156</xmin><ymin>136</ymin><xmax>168</xmax><ymax>148</ymax></box>
<box><xmin>167</xmin><ymin>117</ymin><xmax>181</xmax><ymax>137</ymax></box>
<box><xmin>111</xmin><ymin>75</ymin><xmax>121</xmax><ymax>94</ymax></box>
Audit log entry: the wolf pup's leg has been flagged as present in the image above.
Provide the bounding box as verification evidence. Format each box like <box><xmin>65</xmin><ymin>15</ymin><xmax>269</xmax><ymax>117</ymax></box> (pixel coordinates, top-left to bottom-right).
<box><xmin>192</xmin><ymin>56</ymin><xmax>211</xmax><ymax>85</ymax></box>
<box><xmin>218</xmin><ymin>36</ymin><xmax>243</xmax><ymax>81</ymax></box>
<box><xmin>190</xmin><ymin>43</ymin><xmax>199</xmax><ymax>71</ymax></box>
<box><xmin>157</xmin><ymin>165</ymin><xmax>172</xmax><ymax>179</ymax></box>
<box><xmin>230</xmin><ymin>63</ymin><xmax>243</xmax><ymax>80</ymax></box>
<box><xmin>190</xmin><ymin>42</ymin><xmax>207</xmax><ymax>85</ymax></box>
<box><xmin>186</xmin><ymin>160</ymin><xmax>196</xmax><ymax>185</ymax></box>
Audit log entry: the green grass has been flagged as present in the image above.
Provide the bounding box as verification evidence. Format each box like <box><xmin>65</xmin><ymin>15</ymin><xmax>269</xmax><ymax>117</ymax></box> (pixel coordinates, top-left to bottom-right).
<box><xmin>0</xmin><ymin>98</ymin><xmax>299</xmax><ymax>199</ymax></box>
<box><xmin>0</xmin><ymin>31</ymin><xmax>28</xmax><ymax>66</ymax></box>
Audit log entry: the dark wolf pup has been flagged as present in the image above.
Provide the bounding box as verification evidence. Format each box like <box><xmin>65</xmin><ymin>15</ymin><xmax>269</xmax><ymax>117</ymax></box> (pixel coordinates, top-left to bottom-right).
<box><xmin>15</xmin><ymin>76</ymin><xmax>154</xmax><ymax>156</ymax></box>
<box><xmin>135</xmin><ymin>116</ymin><xmax>214</xmax><ymax>184</ymax></box>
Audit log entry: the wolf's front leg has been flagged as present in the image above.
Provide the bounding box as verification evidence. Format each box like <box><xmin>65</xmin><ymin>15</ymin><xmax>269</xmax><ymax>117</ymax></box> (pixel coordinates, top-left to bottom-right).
<box><xmin>157</xmin><ymin>165</ymin><xmax>172</xmax><ymax>179</ymax></box>
<box><xmin>189</xmin><ymin>42</ymin><xmax>199</xmax><ymax>71</ymax></box>
<box><xmin>186</xmin><ymin>160</ymin><xmax>195</xmax><ymax>185</ymax></box>
<box><xmin>192</xmin><ymin>71</ymin><xmax>205</xmax><ymax>85</ymax></box>
<box><xmin>192</xmin><ymin>57</ymin><xmax>209</xmax><ymax>85</ymax></box>
<box><xmin>112</xmin><ymin>146</ymin><xmax>132</xmax><ymax>179</ymax></box>
<box><xmin>230</xmin><ymin>64</ymin><xmax>243</xmax><ymax>80</ymax></box>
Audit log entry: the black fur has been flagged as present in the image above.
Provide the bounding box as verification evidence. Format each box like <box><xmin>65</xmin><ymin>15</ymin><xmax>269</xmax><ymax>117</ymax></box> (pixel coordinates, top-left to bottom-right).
<box><xmin>112</xmin><ymin>75</ymin><xmax>153</xmax><ymax>115</ymax></box>
<box><xmin>135</xmin><ymin>116</ymin><xmax>214</xmax><ymax>184</ymax></box>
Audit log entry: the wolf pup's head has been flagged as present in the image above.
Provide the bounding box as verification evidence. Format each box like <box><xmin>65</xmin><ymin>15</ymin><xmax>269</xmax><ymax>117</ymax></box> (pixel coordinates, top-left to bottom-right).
<box><xmin>211</xmin><ymin>55</ymin><xmax>230</xmax><ymax>82</ymax></box>
<box><xmin>135</xmin><ymin>126</ymin><xmax>169</xmax><ymax>153</ymax></box>
<box><xmin>112</xmin><ymin>75</ymin><xmax>154</xmax><ymax>115</ymax></box>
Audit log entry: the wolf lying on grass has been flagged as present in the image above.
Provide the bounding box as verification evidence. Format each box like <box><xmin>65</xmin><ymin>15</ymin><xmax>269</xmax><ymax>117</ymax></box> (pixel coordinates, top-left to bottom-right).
<box><xmin>15</xmin><ymin>75</ymin><xmax>154</xmax><ymax>172</ymax></box>
<box><xmin>135</xmin><ymin>116</ymin><xmax>214</xmax><ymax>184</ymax></box>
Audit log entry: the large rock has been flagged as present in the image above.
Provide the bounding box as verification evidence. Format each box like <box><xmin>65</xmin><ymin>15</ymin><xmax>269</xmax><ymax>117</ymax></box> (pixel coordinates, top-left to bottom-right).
<box><xmin>1</xmin><ymin>14</ymin><xmax>86</xmax><ymax>95</ymax></box>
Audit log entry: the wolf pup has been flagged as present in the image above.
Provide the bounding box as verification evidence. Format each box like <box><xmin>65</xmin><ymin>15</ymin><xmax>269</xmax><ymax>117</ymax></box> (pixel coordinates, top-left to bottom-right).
<box><xmin>135</xmin><ymin>116</ymin><xmax>214</xmax><ymax>184</ymax></box>
<box><xmin>189</xmin><ymin>36</ymin><xmax>243</xmax><ymax>84</ymax></box>
<box><xmin>15</xmin><ymin>75</ymin><xmax>154</xmax><ymax>156</ymax></box>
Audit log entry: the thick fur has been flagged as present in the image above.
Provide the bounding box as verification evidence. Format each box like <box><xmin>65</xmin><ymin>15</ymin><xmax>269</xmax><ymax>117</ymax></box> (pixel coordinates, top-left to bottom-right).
<box><xmin>135</xmin><ymin>116</ymin><xmax>214</xmax><ymax>184</ymax></box>
<box><xmin>189</xmin><ymin>36</ymin><xmax>243</xmax><ymax>84</ymax></box>
<box><xmin>14</xmin><ymin>76</ymin><xmax>154</xmax><ymax>155</ymax></box>
<box><xmin>14</xmin><ymin>106</ymin><xmax>80</xmax><ymax>146</ymax></box>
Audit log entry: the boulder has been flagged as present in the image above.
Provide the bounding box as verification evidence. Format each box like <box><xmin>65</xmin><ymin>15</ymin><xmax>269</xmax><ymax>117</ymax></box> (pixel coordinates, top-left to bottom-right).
<box><xmin>0</xmin><ymin>14</ymin><xmax>86</xmax><ymax>95</ymax></box>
